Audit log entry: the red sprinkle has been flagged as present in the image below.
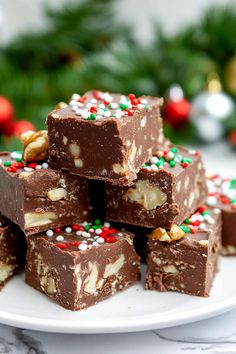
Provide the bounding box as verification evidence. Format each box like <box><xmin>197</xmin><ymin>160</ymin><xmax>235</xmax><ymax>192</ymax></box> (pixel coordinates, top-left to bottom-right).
<box><xmin>72</xmin><ymin>224</ymin><xmax>80</xmax><ymax>231</ymax></box>
<box><xmin>16</xmin><ymin>162</ymin><xmax>24</xmax><ymax>168</ymax></box>
<box><xmin>128</xmin><ymin>93</ymin><xmax>136</xmax><ymax>100</ymax></box>
<box><xmin>105</xmin><ymin>236</ymin><xmax>117</xmax><ymax>243</ymax></box>
<box><xmin>89</xmin><ymin>106</ymin><xmax>97</xmax><ymax>113</ymax></box>
<box><xmin>7</xmin><ymin>166</ymin><xmax>17</xmax><ymax>172</ymax></box>
<box><xmin>54</xmin><ymin>227</ymin><xmax>62</xmax><ymax>233</ymax></box>
<box><xmin>92</xmin><ymin>91</ymin><xmax>101</xmax><ymax>100</ymax></box>
<box><xmin>182</xmin><ymin>162</ymin><xmax>189</xmax><ymax>168</ymax></box>
<box><xmin>28</xmin><ymin>162</ymin><xmax>37</xmax><ymax>169</ymax></box>
<box><xmin>56</xmin><ymin>243</ymin><xmax>67</xmax><ymax>249</ymax></box>
<box><xmin>78</xmin><ymin>95</ymin><xmax>87</xmax><ymax>103</ymax></box>
<box><xmin>69</xmin><ymin>241</ymin><xmax>81</xmax><ymax>247</ymax></box>
<box><xmin>198</xmin><ymin>205</ymin><xmax>207</xmax><ymax>213</ymax></box>
<box><xmin>220</xmin><ymin>196</ymin><xmax>230</xmax><ymax>204</ymax></box>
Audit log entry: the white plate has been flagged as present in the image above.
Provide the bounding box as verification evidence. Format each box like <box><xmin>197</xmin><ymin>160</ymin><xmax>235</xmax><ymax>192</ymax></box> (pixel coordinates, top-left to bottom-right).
<box><xmin>0</xmin><ymin>259</ymin><xmax>235</xmax><ymax>333</ymax></box>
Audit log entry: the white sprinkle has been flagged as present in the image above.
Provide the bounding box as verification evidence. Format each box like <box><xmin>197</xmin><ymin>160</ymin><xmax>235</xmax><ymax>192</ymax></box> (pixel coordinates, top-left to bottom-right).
<box><xmin>189</xmin><ymin>150</ymin><xmax>196</xmax><ymax>155</ymax></box>
<box><xmin>117</xmin><ymin>233</ymin><xmax>123</xmax><ymax>237</ymax></box>
<box><xmin>94</xmin><ymin>235</ymin><xmax>99</xmax><ymax>240</ymax></box>
<box><xmin>97</xmin><ymin>237</ymin><xmax>105</xmax><ymax>244</ymax></box>
<box><xmin>214</xmin><ymin>208</ymin><xmax>221</xmax><ymax>214</ymax></box>
<box><xmin>150</xmin><ymin>164</ymin><xmax>158</xmax><ymax>171</ymax></box>
<box><xmin>98</xmin><ymin>103</ymin><xmax>105</xmax><ymax>109</ymax></box>
<box><xmin>56</xmin><ymin>235</ymin><xmax>64</xmax><ymax>241</ymax></box>
<box><xmin>165</xmin><ymin>152</ymin><xmax>175</xmax><ymax>161</ymax></box>
<box><xmin>71</xmin><ymin>93</ymin><xmax>80</xmax><ymax>101</ymax></box>
<box><xmin>95</xmin><ymin>228</ymin><xmax>102</xmax><ymax>235</ymax></box>
<box><xmin>104</xmin><ymin>222</ymin><xmax>110</xmax><ymax>227</ymax></box>
<box><xmin>46</xmin><ymin>230</ymin><xmax>54</xmax><ymax>237</ymax></box>
<box><xmin>207</xmin><ymin>218</ymin><xmax>215</xmax><ymax>225</ymax></box>
<box><xmin>82</xmin><ymin>221</ymin><xmax>88</xmax><ymax>226</ymax></box>
<box><xmin>11</xmin><ymin>152</ymin><xmax>22</xmax><ymax>159</ymax></box>
<box><xmin>82</xmin><ymin>240</ymin><xmax>88</xmax><ymax>243</ymax></box>
<box><xmin>92</xmin><ymin>241</ymin><xmax>99</xmax><ymax>246</ymax></box>
<box><xmin>0</xmin><ymin>159</ymin><xmax>2</xmax><ymax>165</ymax></box>
<box><xmin>75</xmin><ymin>109</ymin><xmax>83</xmax><ymax>116</ymax></box>
<box><xmin>104</xmin><ymin>110</ymin><xmax>111</xmax><ymax>118</ymax></box>
<box><xmin>90</xmin><ymin>98</ymin><xmax>97</xmax><ymax>104</ymax></box>
<box><xmin>78</xmin><ymin>243</ymin><xmax>88</xmax><ymax>251</ymax></box>
<box><xmin>82</xmin><ymin>231</ymin><xmax>90</xmax><ymax>238</ymax></box>
<box><xmin>72</xmin><ymin>105</ymin><xmax>78</xmax><ymax>112</ymax></box>
<box><xmin>150</xmin><ymin>156</ymin><xmax>159</xmax><ymax>164</ymax></box>
<box><xmin>81</xmin><ymin>111</ymin><xmax>90</xmax><ymax>119</ymax></box>
<box><xmin>76</xmin><ymin>230</ymin><xmax>82</xmax><ymax>236</ymax></box>
<box><xmin>97</xmin><ymin>109</ymin><xmax>105</xmax><ymax>116</ymax></box>
<box><xmin>42</xmin><ymin>163</ymin><xmax>49</xmax><ymax>169</ymax></box>
<box><xmin>65</xmin><ymin>227</ymin><xmax>72</xmax><ymax>233</ymax></box>
<box><xmin>109</xmin><ymin>102</ymin><xmax>118</xmax><ymax>109</ymax></box>
<box><xmin>35</xmin><ymin>165</ymin><xmax>42</xmax><ymax>170</ymax></box>
<box><xmin>114</xmin><ymin>111</ymin><xmax>122</xmax><ymax>118</ymax></box>
<box><xmin>137</xmin><ymin>104</ymin><xmax>145</xmax><ymax>110</ymax></box>
<box><xmin>89</xmin><ymin>228</ymin><xmax>95</xmax><ymax>233</ymax></box>
<box><xmin>206</xmin><ymin>196</ymin><xmax>217</xmax><ymax>206</ymax></box>
<box><xmin>199</xmin><ymin>223</ymin><xmax>206</xmax><ymax>230</ymax></box>
<box><xmin>140</xmin><ymin>98</ymin><xmax>147</xmax><ymax>104</ymax></box>
<box><xmin>24</xmin><ymin>167</ymin><xmax>33</xmax><ymax>172</ymax></box>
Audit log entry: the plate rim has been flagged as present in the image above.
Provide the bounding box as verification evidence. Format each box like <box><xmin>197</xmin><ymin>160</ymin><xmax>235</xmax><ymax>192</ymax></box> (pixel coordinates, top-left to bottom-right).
<box><xmin>0</xmin><ymin>294</ymin><xmax>236</xmax><ymax>333</ymax></box>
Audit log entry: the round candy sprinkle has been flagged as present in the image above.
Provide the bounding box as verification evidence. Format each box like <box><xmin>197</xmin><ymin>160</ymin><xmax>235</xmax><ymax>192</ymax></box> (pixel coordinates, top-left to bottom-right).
<box><xmin>65</xmin><ymin>227</ymin><xmax>72</xmax><ymax>233</ymax></box>
<box><xmin>46</xmin><ymin>230</ymin><xmax>54</xmax><ymax>237</ymax></box>
<box><xmin>78</xmin><ymin>243</ymin><xmax>88</xmax><ymax>251</ymax></box>
<box><xmin>56</xmin><ymin>235</ymin><xmax>64</xmax><ymax>241</ymax></box>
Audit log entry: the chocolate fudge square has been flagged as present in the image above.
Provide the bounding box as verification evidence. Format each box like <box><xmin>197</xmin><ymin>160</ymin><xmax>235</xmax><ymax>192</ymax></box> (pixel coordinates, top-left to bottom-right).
<box><xmin>0</xmin><ymin>152</ymin><xmax>90</xmax><ymax>236</ymax></box>
<box><xmin>207</xmin><ymin>175</ymin><xmax>236</xmax><ymax>255</ymax></box>
<box><xmin>25</xmin><ymin>221</ymin><xmax>140</xmax><ymax>310</ymax></box>
<box><xmin>0</xmin><ymin>214</ymin><xmax>26</xmax><ymax>289</ymax></box>
<box><xmin>145</xmin><ymin>206</ymin><xmax>222</xmax><ymax>296</ymax></box>
<box><xmin>105</xmin><ymin>146</ymin><xmax>207</xmax><ymax>228</ymax></box>
<box><xmin>47</xmin><ymin>90</ymin><xmax>164</xmax><ymax>186</ymax></box>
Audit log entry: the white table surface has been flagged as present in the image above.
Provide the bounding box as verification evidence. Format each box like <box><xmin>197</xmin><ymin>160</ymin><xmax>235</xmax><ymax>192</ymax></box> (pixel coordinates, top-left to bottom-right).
<box><xmin>1</xmin><ymin>141</ymin><xmax>236</xmax><ymax>354</ymax></box>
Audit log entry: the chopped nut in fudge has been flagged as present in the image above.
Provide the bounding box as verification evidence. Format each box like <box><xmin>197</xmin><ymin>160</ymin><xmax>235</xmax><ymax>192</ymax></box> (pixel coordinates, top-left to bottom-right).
<box><xmin>207</xmin><ymin>175</ymin><xmax>236</xmax><ymax>255</ymax></box>
<box><xmin>47</xmin><ymin>90</ymin><xmax>164</xmax><ymax>186</ymax></box>
<box><xmin>105</xmin><ymin>145</ymin><xmax>207</xmax><ymax>228</ymax></box>
<box><xmin>145</xmin><ymin>206</ymin><xmax>222</xmax><ymax>296</ymax></box>
<box><xmin>0</xmin><ymin>151</ymin><xmax>90</xmax><ymax>236</ymax></box>
<box><xmin>25</xmin><ymin>220</ymin><xmax>140</xmax><ymax>310</ymax></box>
<box><xmin>0</xmin><ymin>214</ymin><xmax>26</xmax><ymax>289</ymax></box>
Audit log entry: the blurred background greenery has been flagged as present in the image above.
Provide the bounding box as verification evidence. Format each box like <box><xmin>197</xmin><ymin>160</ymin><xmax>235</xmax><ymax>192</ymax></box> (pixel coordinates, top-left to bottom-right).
<box><xmin>0</xmin><ymin>0</ymin><xmax>236</xmax><ymax>151</ymax></box>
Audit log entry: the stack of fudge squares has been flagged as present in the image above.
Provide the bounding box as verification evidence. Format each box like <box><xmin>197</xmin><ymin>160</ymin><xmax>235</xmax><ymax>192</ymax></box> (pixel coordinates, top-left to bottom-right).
<box><xmin>0</xmin><ymin>90</ymin><xmax>235</xmax><ymax>311</ymax></box>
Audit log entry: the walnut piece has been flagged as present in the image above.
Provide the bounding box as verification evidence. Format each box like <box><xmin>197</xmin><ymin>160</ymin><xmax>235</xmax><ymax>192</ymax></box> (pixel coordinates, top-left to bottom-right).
<box><xmin>126</xmin><ymin>180</ymin><xmax>167</xmax><ymax>210</ymax></box>
<box><xmin>151</xmin><ymin>224</ymin><xmax>185</xmax><ymax>243</ymax></box>
<box><xmin>21</xmin><ymin>130</ymin><xmax>49</xmax><ymax>161</ymax></box>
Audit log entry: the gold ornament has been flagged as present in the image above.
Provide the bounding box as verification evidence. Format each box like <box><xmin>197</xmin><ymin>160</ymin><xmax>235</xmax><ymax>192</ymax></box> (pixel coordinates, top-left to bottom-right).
<box><xmin>224</xmin><ymin>55</ymin><xmax>236</xmax><ymax>96</ymax></box>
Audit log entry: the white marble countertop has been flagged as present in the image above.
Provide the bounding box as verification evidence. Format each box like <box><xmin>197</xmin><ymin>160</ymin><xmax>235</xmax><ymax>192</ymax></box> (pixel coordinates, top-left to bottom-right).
<box><xmin>0</xmin><ymin>141</ymin><xmax>236</xmax><ymax>354</ymax></box>
<box><xmin>1</xmin><ymin>309</ymin><xmax>236</xmax><ymax>354</ymax></box>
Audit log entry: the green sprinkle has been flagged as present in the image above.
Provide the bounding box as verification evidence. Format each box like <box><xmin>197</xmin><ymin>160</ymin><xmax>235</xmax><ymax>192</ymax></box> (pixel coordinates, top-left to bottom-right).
<box><xmin>16</xmin><ymin>157</ymin><xmax>22</xmax><ymax>162</ymax></box>
<box><xmin>120</xmin><ymin>103</ymin><xmax>128</xmax><ymax>110</ymax></box>
<box><xmin>184</xmin><ymin>218</ymin><xmax>191</xmax><ymax>224</ymax></box>
<box><xmin>4</xmin><ymin>161</ymin><xmax>11</xmax><ymax>167</ymax></box>
<box><xmin>202</xmin><ymin>211</ymin><xmax>209</xmax><ymax>216</ymax></box>
<box><xmin>230</xmin><ymin>200</ymin><xmax>236</xmax><ymax>204</ymax></box>
<box><xmin>157</xmin><ymin>160</ymin><xmax>164</xmax><ymax>167</ymax></box>
<box><xmin>144</xmin><ymin>105</ymin><xmax>149</xmax><ymax>111</ymax></box>
<box><xmin>180</xmin><ymin>225</ymin><xmax>190</xmax><ymax>233</ymax></box>
<box><xmin>84</xmin><ymin>225</ymin><xmax>90</xmax><ymax>231</ymax></box>
<box><xmin>170</xmin><ymin>147</ymin><xmax>177</xmax><ymax>153</ymax></box>
<box><xmin>182</xmin><ymin>157</ymin><xmax>192</xmax><ymax>164</ymax></box>
<box><xmin>230</xmin><ymin>179</ymin><xmax>236</xmax><ymax>189</ymax></box>
<box><xmin>169</xmin><ymin>160</ymin><xmax>176</xmax><ymax>167</ymax></box>
<box><xmin>94</xmin><ymin>219</ymin><xmax>101</xmax><ymax>226</ymax></box>
<box><xmin>88</xmin><ymin>113</ymin><xmax>96</xmax><ymax>120</ymax></box>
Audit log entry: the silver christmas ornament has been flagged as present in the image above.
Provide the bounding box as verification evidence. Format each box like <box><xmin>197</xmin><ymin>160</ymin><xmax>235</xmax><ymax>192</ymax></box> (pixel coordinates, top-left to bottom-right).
<box><xmin>190</xmin><ymin>74</ymin><xmax>234</xmax><ymax>143</ymax></box>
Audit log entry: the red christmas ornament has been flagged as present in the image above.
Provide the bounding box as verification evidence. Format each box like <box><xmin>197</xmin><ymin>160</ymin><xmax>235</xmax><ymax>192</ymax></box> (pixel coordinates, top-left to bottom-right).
<box><xmin>0</xmin><ymin>96</ymin><xmax>14</xmax><ymax>129</ymax></box>
<box><xmin>13</xmin><ymin>120</ymin><xmax>36</xmax><ymax>138</ymax></box>
<box><xmin>163</xmin><ymin>84</ymin><xmax>191</xmax><ymax>128</ymax></box>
